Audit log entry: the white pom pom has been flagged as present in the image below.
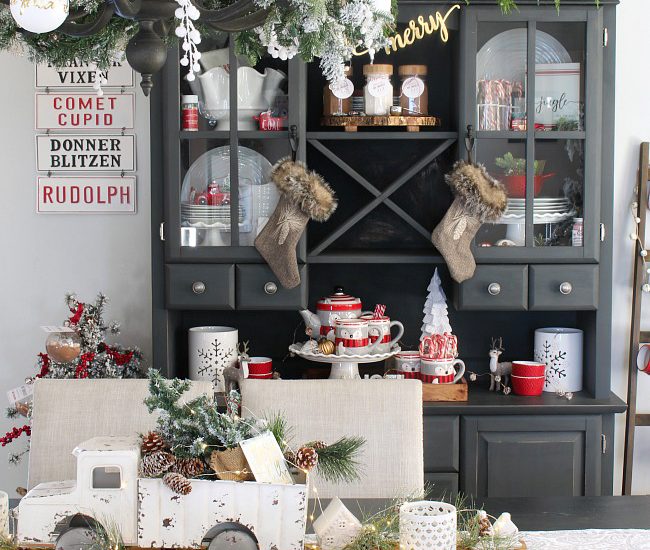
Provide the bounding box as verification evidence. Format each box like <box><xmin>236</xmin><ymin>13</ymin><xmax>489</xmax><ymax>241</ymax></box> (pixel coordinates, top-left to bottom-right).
<box><xmin>188</xmin><ymin>6</ymin><xmax>200</xmax><ymax>19</ymax></box>
<box><xmin>175</xmin><ymin>26</ymin><xmax>187</xmax><ymax>38</ymax></box>
<box><xmin>96</xmin><ymin>88</ymin><xmax>104</xmax><ymax>97</ymax></box>
<box><xmin>189</xmin><ymin>29</ymin><xmax>200</xmax><ymax>42</ymax></box>
<box><xmin>186</xmin><ymin>72</ymin><xmax>195</xmax><ymax>82</ymax></box>
<box><xmin>180</xmin><ymin>57</ymin><xmax>189</xmax><ymax>66</ymax></box>
<box><xmin>630</xmin><ymin>232</ymin><xmax>637</xmax><ymax>240</ymax></box>
<box><xmin>175</xmin><ymin>7</ymin><xmax>184</xmax><ymax>18</ymax></box>
<box><xmin>182</xmin><ymin>41</ymin><xmax>191</xmax><ymax>51</ymax></box>
<box><xmin>279</xmin><ymin>50</ymin><xmax>288</xmax><ymax>60</ymax></box>
<box><xmin>195</xmin><ymin>51</ymin><xmax>201</xmax><ymax>60</ymax></box>
<box><xmin>641</xmin><ymin>249</ymin><xmax>648</xmax><ymax>258</ymax></box>
<box><xmin>192</xmin><ymin>63</ymin><xmax>201</xmax><ymax>72</ymax></box>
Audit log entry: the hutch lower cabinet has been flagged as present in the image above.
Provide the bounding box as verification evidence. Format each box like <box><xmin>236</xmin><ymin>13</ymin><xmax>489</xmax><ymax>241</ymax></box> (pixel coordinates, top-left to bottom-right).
<box><xmin>150</xmin><ymin>0</ymin><xmax>625</xmax><ymax>500</ymax></box>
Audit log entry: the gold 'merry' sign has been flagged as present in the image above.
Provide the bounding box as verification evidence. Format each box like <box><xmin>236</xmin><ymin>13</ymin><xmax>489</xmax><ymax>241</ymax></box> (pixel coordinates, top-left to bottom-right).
<box><xmin>354</xmin><ymin>4</ymin><xmax>461</xmax><ymax>57</ymax></box>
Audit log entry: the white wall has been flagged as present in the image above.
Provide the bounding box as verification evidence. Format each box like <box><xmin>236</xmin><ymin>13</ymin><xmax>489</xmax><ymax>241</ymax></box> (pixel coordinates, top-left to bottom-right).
<box><xmin>612</xmin><ymin>0</ymin><xmax>650</xmax><ymax>495</ymax></box>
<box><xmin>0</xmin><ymin>52</ymin><xmax>151</xmax><ymax>494</ymax></box>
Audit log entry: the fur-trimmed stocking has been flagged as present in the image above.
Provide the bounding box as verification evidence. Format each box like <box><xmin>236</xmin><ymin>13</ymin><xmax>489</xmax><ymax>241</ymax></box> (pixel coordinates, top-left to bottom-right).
<box><xmin>255</xmin><ymin>158</ymin><xmax>337</xmax><ymax>289</ymax></box>
<box><xmin>432</xmin><ymin>161</ymin><xmax>507</xmax><ymax>283</ymax></box>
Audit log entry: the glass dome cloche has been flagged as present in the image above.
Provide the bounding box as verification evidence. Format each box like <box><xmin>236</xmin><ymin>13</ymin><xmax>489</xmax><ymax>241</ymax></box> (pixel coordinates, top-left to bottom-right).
<box><xmin>180</xmin><ymin>146</ymin><xmax>279</xmax><ymax>247</ymax></box>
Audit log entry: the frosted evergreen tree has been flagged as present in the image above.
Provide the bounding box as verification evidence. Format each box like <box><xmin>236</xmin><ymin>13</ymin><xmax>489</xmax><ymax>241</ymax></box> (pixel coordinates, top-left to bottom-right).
<box><xmin>420</xmin><ymin>268</ymin><xmax>453</xmax><ymax>341</ymax></box>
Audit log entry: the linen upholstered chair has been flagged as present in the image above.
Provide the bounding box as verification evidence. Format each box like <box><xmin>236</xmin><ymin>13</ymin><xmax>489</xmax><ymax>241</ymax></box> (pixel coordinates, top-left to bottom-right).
<box><xmin>28</xmin><ymin>378</ymin><xmax>213</xmax><ymax>488</ymax></box>
<box><xmin>240</xmin><ymin>378</ymin><xmax>424</xmax><ymax>499</ymax></box>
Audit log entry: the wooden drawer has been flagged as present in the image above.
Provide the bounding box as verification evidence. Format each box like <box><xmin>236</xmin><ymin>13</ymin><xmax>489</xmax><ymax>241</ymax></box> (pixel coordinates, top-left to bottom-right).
<box><xmin>166</xmin><ymin>264</ymin><xmax>235</xmax><ymax>310</ymax></box>
<box><xmin>529</xmin><ymin>265</ymin><xmax>599</xmax><ymax>311</ymax></box>
<box><xmin>423</xmin><ymin>416</ymin><xmax>459</xmax><ymax>472</ymax></box>
<box><xmin>425</xmin><ymin>473</ymin><xmax>458</xmax><ymax>498</ymax></box>
<box><xmin>455</xmin><ymin>266</ymin><xmax>528</xmax><ymax>311</ymax></box>
<box><xmin>236</xmin><ymin>264</ymin><xmax>308</xmax><ymax>310</ymax></box>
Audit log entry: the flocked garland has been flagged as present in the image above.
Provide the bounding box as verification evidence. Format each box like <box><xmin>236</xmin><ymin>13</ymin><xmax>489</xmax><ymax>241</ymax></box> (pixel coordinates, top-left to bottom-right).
<box><xmin>0</xmin><ymin>0</ymin><xmax>600</xmax><ymax>85</ymax></box>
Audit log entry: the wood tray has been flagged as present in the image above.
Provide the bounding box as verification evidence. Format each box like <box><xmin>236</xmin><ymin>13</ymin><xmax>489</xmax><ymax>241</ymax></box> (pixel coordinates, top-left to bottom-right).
<box><xmin>321</xmin><ymin>114</ymin><xmax>441</xmax><ymax>132</ymax></box>
<box><xmin>422</xmin><ymin>377</ymin><xmax>468</xmax><ymax>402</ymax></box>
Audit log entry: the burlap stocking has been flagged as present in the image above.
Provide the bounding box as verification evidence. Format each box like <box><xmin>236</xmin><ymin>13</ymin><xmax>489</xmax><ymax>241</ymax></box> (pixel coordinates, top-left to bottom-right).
<box><xmin>255</xmin><ymin>196</ymin><xmax>309</xmax><ymax>289</ymax></box>
<box><xmin>255</xmin><ymin>158</ymin><xmax>337</xmax><ymax>289</ymax></box>
<box><xmin>432</xmin><ymin>161</ymin><xmax>508</xmax><ymax>283</ymax></box>
<box><xmin>431</xmin><ymin>198</ymin><xmax>482</xmax><ymax>283</ymax></box>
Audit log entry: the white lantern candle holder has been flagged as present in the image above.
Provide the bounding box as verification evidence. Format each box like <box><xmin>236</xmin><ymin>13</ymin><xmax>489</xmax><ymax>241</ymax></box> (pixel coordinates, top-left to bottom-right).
<box><xmin>400</xmin><ymin>501</ymin><xmax>456</xmax><ymax>550</ymax></box>
<box><xmin>188</xmin><ymin>326</ymin><xmax>239</xmax><ymax>392</ymax></box>
<box><xmin>534</xmin><ymin>327</ymin><xmax>583</xmax><ymax>393</ymax></box>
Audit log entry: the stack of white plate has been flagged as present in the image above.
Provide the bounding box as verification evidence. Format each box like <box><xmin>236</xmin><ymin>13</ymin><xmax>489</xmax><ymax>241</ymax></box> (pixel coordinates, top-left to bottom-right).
<box><xmin>181</xmin><ymin>203</ymin><xmax>244</xmax><ymax>228</ymax></box>
<box><xmin>501</xmin><ymin>197</ymin><xmax>575</xmax><ymax>223</ymax></box>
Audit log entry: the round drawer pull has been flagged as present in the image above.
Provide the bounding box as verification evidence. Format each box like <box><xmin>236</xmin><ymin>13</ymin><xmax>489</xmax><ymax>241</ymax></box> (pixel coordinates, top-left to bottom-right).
<box><xmin>559</xmin><ymin>282</ymin><xmax>573</xmax><ymax>295</ymax></box>
<box><xmin>264</xmin><ymin>281</ymin><xmax>278</xmax><ymax>295</ymax></box>
<box><xmin>487</xmin><ymin>283</ymin><xmax>501</xmax><ymax>296</ymax></box>
<box><xmin>192</xmin><ymin>281</ymin><xmax>206</xmax><ymax>295</ymax></box>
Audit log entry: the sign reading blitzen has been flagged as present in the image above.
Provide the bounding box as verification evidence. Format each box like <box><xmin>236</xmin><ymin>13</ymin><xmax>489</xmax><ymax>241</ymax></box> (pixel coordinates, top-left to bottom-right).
<box><xmin>35</xmin><ymin>93</ymin><xmax>135</xmax><ymax>129</ymax></box>
<box><xmin>37</xmin><ymin>176</ymin><xmax>136</xmax><ymax>213</ymax></box>
<box><xmin>36</xmin><ymin>134</ymin><xmax>136</xmax><ymax>172</ymax></box>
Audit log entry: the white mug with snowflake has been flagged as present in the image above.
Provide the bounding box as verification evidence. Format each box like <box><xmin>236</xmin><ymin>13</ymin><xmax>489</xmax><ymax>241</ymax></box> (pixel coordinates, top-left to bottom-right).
<box><xmin>189</xmin><ymin>326</ymin><xmax>239</xmax><ymax>392</ymax></box>
<box><xmin>534</xmin><ymin>327</ymin><xmax>583</xmax><ymax>393</ymax></box>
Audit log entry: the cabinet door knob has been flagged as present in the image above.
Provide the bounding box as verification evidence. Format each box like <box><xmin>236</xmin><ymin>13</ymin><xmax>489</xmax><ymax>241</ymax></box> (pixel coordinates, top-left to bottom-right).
<box><xmin>487</xmin><ymin>282</ymin><xmax>501</xmax><ymax>296</ymax></box>
<box><xmin>192</xmin><ymin>281</ymin><xmax>206</xmax><ymax>295</ymax></box>
<box><xmin>559</xmin><ymin>282</ymin><xmax>573</xmax><ymax>295</ymax></box>
<box><xmin>264</xmin><ymin>281</ymin><xmax>278</xmax><ymax>295</ymax></box>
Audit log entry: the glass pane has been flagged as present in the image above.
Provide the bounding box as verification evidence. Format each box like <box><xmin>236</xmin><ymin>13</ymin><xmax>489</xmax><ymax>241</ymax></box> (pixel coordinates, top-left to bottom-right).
<box><xmin>92</xmin><ymin>466</ymin><xmax>121</xmax><ymax>489</ymax></box>
<box><xmin>533</xmin><ymin>139</ymin><xmax>584</xmax><ymax>247</ymax></box>
<box><xmin>474</xmin><ymin>139</ymin><xmax>527</xmax><ymax>247</ymax></box>
<box><xmin>476</xmin><ymin>22</ymin><xmax>528</xmax><ymax>132</ymax></box>
<box><xmin>187</xmin><ymin>44</ymin><xmax>289</xmax><ymax>131</ymax></box>
<box><xmin>179</xmin><ymin>142</ymin><xmax>278</xmax><ymax>247</ymax></box>
<box><xmin>534</xmin><ymin>23</ymin><xmax>585</xmax><ymax>131</ymax></box>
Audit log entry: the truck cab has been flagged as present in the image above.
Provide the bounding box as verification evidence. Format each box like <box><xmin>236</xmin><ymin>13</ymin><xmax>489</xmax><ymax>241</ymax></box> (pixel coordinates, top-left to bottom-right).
<box><xmin>17</xmin><ymin>437</ymin><xmax>140</xmax><ymax>547</ymax></box>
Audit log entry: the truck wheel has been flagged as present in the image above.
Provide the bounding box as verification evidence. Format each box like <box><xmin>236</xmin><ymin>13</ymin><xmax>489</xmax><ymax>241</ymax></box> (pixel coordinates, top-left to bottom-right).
<box><xmin>206</xmin><ymin>522</ymin><xmax>259</xmax><ymax>550</ymax></box>
<box><xmin>55</xmin><ymin>526</ymin><xmax>98</xmax><ymax>550</ymax></box>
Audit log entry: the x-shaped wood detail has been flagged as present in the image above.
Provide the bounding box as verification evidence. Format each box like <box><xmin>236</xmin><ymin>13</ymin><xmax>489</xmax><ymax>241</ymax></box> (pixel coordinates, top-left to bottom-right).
<box><xmin>307</xmin><ymin>138</ymin><xmax>457</xmax><ymax>256</ymax></box>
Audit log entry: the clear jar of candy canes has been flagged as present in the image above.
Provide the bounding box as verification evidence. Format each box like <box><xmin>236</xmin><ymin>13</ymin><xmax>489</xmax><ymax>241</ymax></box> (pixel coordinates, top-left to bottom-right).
<box><xmin>363</xmin><ymin>64</ymin><xmax>394</xmax><ymax>116</ymax></box>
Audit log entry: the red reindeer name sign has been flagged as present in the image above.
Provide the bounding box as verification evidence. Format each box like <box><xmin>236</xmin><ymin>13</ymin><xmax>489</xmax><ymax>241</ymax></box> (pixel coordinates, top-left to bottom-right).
<box><xmin>35</xmin><ymin>93</ymin><xmax>135</xmax><ymax>130</ymax></box>
<box><xmin>37</xmin><ymin>176</ymin><xmax>136</xmax><ymax>213</ymax></box>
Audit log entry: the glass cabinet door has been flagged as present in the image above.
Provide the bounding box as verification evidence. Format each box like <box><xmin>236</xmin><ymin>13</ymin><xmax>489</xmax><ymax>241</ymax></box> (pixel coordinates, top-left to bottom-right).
<box><xmin>164</xmin><ymin>37</ymin><xmax>301</xmax><ymax>262</ymax></box>
<box><xmin>465</xmin><ymin>8</ymin><xmax>600</xmax><ymax>260</ymax></box>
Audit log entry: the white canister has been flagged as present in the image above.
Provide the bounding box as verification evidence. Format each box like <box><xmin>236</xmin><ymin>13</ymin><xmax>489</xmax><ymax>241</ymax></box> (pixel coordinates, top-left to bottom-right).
<box><xmin>0</xmin><ymin>490</ymin><xmax>7</xmax><ymax>538</ymax></box>
<box><xmin>400</xmin><ymin>500</ymin><xmax>457</xmax><ymax>550</ymax></box>
<box><xmin>188</xmin><ymin>326</ymin><xmax>239</xmax><ymax>391</ymax></box>
<box><xmin>534</xmin><ymin>327</ymin><xmax>583</xmax><ymax>393</ymax></box>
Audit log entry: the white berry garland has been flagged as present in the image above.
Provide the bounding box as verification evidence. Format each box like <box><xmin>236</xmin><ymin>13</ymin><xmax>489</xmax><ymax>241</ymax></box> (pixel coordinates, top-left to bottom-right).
<box><xmin>174</xmin><ymin>0</ymin><xmax>202</xmax><ymax>82</ymax></box>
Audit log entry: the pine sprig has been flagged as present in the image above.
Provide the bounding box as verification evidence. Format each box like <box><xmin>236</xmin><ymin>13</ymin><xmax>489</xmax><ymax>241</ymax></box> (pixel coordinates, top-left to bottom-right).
<box><xmin>265</xmin><ymin>412</ymin><xmax>292</xmax><ymax>453</ymax></box>
<box><xmin>309</xmin><ymin>436</ymin><xmax>365</xmax><ymax>483</ymax></box>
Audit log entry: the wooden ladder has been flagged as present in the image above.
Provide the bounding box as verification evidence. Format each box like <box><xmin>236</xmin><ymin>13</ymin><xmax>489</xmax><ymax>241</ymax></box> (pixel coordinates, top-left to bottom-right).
<box><xmin>623</xmin><ymin>142</ymin><xmax>650</xmax><ymax>495</ymax></box>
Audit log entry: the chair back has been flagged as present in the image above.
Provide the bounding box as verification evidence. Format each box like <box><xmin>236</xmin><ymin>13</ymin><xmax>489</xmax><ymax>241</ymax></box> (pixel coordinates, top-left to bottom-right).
<box><xmin>28</xmin><ymin>378</ymin><xmax>213</xmax><ymax>488</ymax></box>
<box><xmin>240</xmin><ymin>379</ymin><xmax>423</xmax><ymax>499</ymax></box>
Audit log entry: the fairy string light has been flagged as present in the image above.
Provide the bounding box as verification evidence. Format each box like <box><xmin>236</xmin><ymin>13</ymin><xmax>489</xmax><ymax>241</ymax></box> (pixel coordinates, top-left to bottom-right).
<box><xmin>628</xmin><ymin>199</ymin><xmax>650</xmax><ymax>293</ymax></box>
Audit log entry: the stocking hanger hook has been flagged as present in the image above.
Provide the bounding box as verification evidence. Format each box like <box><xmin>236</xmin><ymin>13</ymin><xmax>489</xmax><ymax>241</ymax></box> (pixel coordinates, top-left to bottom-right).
<box><xmin>465</xmin><ymin>124</ymin><xmax>475</xmax><ymax>164</ymax></box>
<box><xmin>289</xmin><ymin>124</ymin><xmax>299</xmax><ymax>162</ymax></box>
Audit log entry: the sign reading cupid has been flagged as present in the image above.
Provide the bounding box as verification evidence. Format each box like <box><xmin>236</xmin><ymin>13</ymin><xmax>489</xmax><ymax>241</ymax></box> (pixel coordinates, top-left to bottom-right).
<box><xmin>353</xmin><ymin>4</ymin><xmax>460</xmax><ymax>57</ymax></box>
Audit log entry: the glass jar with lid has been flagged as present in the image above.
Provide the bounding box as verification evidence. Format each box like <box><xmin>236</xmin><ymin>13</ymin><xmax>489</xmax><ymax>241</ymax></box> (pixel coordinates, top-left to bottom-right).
<box><xmin>398</xmin><ymin>65</ymin><xmax>428</xmax><ymax>115</ymax></box>
<box><xmin>363</xmin><ymin>64</ymin><xmax>394</xmax><ymax>116</ymax></box>
<box><xmin>323</xmin><ymin>66</ymin><xmax>354</xmax><ymax>116</ymax></box>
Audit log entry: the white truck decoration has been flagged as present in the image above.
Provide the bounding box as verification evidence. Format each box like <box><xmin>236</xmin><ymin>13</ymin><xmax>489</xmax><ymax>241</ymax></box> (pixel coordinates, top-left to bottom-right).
<box><xmin>16</xmin><ymin>436</ymin><xmax>308</xmax><ymax>549</ymax></box>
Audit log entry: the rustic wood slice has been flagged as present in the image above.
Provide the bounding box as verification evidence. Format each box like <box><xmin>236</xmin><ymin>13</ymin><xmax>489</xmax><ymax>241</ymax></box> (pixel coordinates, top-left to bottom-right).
<box><xmin>422</xmin><ymin>377</ymin><xmax>469</xmax><ymax>402</ymax></box>
<box><xmin>321</xmin><ymin>114</ymin><xmax>441</xmax><ymax>132</ymax></box>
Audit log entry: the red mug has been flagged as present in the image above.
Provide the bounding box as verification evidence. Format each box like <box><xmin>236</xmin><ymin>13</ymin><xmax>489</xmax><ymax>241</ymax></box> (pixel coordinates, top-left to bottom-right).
<box><xmin>247</xmin><ymin>357</ymin><xmax>272</xmax><ymax>376</ymax></box>
<box><xmin>512</xmin><ymin>361</ymin><xmax>546</xmax><ymax>378</ymax></box>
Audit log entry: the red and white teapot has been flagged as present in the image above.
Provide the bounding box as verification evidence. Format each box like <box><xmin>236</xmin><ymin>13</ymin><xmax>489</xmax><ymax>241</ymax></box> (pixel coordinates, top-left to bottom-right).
<box><xmin>299</xmin><ymin>287</ymin><xmax>372</xmax><ymax>340</ymax></box>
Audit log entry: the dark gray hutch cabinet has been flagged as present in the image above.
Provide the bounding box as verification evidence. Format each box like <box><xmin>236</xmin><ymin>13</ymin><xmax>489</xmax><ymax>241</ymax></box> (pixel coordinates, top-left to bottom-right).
<box><xmin>150</xmin><ymin>0</ymin><xmax>625</xmax><ymax>499</ymax></box>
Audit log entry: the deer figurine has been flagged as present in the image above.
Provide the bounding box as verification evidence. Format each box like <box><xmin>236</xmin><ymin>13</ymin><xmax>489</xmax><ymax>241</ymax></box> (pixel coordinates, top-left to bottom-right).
<box><xmin>489</xmin><ymin>337</ymin><xmax>512</xmax><ymax>392</ymax></box>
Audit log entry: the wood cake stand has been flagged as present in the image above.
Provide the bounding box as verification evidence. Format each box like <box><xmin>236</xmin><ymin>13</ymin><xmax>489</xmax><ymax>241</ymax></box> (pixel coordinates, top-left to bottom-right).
<box><xmin>321</xmin><ymin>114</ymin><xmax>441</xmax><ymax>132</ymax></box>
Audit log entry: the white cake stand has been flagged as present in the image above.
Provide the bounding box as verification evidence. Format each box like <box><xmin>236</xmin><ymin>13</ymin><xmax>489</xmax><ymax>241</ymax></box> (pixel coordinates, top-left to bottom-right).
<box><xmin>289</xmin><ymin>342</ymin><xmax>401</xmax><ymax>379</ymax></box>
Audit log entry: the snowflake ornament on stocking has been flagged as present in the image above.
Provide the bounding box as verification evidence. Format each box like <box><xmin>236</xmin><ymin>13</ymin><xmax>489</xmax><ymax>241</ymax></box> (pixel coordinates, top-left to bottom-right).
<box><xmin>174</xmin><ymin>0</ymin><xmax>201</xmax><ymax>82</ymax></box>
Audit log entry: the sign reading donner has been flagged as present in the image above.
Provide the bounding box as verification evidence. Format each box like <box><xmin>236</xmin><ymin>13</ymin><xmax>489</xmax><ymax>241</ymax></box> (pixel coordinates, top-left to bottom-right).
<box><xmin>36</xmin><ymin>134</ymin><xmax>136</xmax><ymax>172</ymax></box>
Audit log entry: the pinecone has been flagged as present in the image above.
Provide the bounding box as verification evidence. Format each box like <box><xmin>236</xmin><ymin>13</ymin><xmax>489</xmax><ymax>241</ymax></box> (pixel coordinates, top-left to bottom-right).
<box><xmin>477</xmin><ymin>511</ymin><xmax>493</xmax><ymax>537</ymax></box>
<box><xmin>309</xmin><ymin>440</ymin><xmax>327</xmax><ymax>451</ymax></box>
<box><xmin>295</xmin><ymin>446</ymin><xmax>319</xmax><ymax>471</ymax></box>
<box><xmin>172</xmin><ymin>457</ymin><xmax>205</xmax><ymax>478</ymax></box>
<box><xmin>139</xmin><ymin>451</ymin><xmax>176</xmax><ymax>478</ymax></box>
<box><xmin>163</xmin><ymin>472</ymin><xmax>192</xmax><ymax>495</ymax></box>
<box><xmin>141</xmin><ymin>432</ymin><xmax>167</xmax><ymax>454</ymax></box>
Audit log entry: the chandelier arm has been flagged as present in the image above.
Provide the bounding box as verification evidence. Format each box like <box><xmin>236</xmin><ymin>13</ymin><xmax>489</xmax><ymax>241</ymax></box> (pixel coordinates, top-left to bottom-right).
<box><xmin>191</xmin><ymin>0</ymin><xmax>257</xmax><ymax>23</ymax></box>
<box><xmin>59</xmin><ymin>2</ymin><xmax>116</xmax><ymax>37</ymax></box>
<box><xmin>111</xmin><ymin>0</ymin><xmax>141</xmax><ymax>18</ymax></box>
<box><xmin>204</xmin><ymin>7</ymin><xmax>269</xmax><ymax>31</ymax></box>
